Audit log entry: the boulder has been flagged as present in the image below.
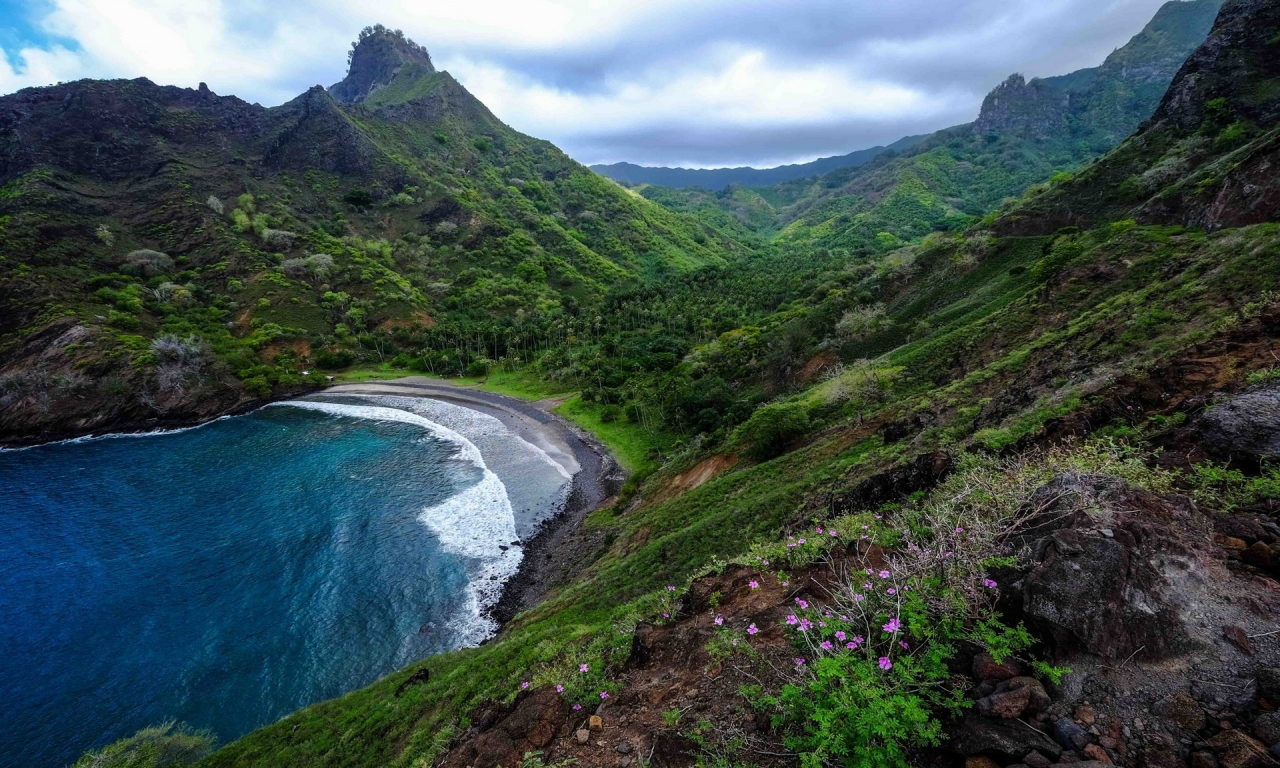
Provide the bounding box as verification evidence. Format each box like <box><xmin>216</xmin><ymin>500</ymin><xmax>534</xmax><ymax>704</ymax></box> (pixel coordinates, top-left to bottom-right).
<box><xmin>974</xmin><ymin>652</ymin><xmax>1023</xmax><ymax>681</ymax></box>
<box><xmin>1154</xmin><ymin>692</ymin><xmax>1208</xmax><ymax>733</ymax></box>
<box><xmin>1024</xmin><ymin>751</ymin><xmax>1054</xmax><ymax>768</ymax></box>
<box><xmin>978</xmin><ymin>677</ymin><xmax>1053</xmax><ymax>718</ymax></box>
<box><xmin>1083</xmin><ymin>743</ymin><xmax>1114</xmax><ymax>764</ymax></box>
<box><xmin>1010</xmin><ymin>474</ymin><xmax>1207</xmax><ymax>660</ymax></box>
<box><xmin>950</xmin><ymin>714</ymin><xmax>1064</xmax><ymax>763</ymax></box>
<box><xmin>1258</xmin><ymin>669</ymin><xmax>1280</xmax><ymax>704</ymax></box>
<box><xmin>1255</xmin><ymin>712</ymin><xmax>1280</xmax><ymax>746</ymax></box>
<box><xmin>1208</xmin><ymin>730</ymin><xmax>1280</xmax><ymax>768</ymax></box>
<box><xmin>1055</xmin><ymin>717</ymin><xmax>1093</xmax><ymax>752</ymax></box>
<box><xmin>1197</xmin><ymin>387</ymin><xmax>1280</xmax><ymax>464</ymax></box>
<box><xmin>441</xmin><ymin>688</ymin><xmax>566</xmax><ymax>768</ymax></box>
<box><xmin>1243</xmin><ymin>541</ymin><xmax>1274</xmax><ymax>568</ymax></box>
<box><xmin>966</xmin><ymin>758</ymin><xmax>1001</xmax><ymax>768</ymax></box>
<box><xmin>1191</xmin><ymin>752</ymin><xmax>1220</xmax><ymax>768</ymax></box>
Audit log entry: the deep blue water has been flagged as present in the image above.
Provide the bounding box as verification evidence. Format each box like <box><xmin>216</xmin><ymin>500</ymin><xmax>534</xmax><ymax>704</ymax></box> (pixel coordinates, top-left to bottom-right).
<box><xmin>0</xmin><ymin>403</ymin><xmax>527</xmax><ymax>768</ymax></box>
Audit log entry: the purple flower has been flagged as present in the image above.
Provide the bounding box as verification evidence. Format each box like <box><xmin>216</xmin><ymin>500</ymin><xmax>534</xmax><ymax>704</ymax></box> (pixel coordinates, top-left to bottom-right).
<box><xmin>799</xmin><ymin>618</ymin><xmax>813</xmax><ymax>631</ymax></box>
<box><xmin>887</xmin><ymin>588</ymin><xmax>897</xmax><ymax>595</ymax></box>
<box><xmin>786</xmin><ymin>615</ymin><xmax>798</xmax><ymax>625</ymax></box>
<box><xmin>781</xmin><ymin>581</ymin><xmax>790</xmax><ymax>586</ymax></box>
<box><xmin>556</xmin><ymin>684</ymin><xmax>564</xmax><ymax>693</ymax></box>
<box><xmin>829</xmin><ymin>530</ymin><xmax>838</xmax><ymax>537</ymax></box>
<box><xmin>573</xmin><ymin>704</ymin><xmax>582</xmax><ymax>710</ymax></box>
<box><xmin>714</xmin><ymin>615</ymin><xmax>724</xmax><ymax>626</ymax></box>
<box><xmin>983</xmin><ymin>578</ymin><xmax>998</xmax><ymax>589</ymax></box>
<box><xmin>852</xmin><ymin>636</ymin><xmax>864</xmax><ymax>644</ymax></box>
<box><xmin>878</xmin><ymin>657</ymin><xmax>893</xmax><ymax>671</ymax></box>
<box><xmin>862</xmin><ymin>525</ymin><xmax>869</xmax><ymax>530</ymax></box>
<box><xmin>816</xmin><ymin>527</ymin><xmax>824</xmax><ymax>534</ymax></box>
<box><xmin>854</xmin><ymin>593</ymin><xmax>865</xmax><ymax>602</ymax></box>
<box><xmin>883</xmin><ymin>617</ymin><xmax>902</xmax><ymax>634</ymax></box>
<box><xmin>579</xmin><ymin>664</ymin><xmax>589</xmax><ymax>673</ymax></box>
<box><xmin>875</xmin><ymin>515</ymin><xmax>883</xmax><ymax>519</ymax></box>
<box><xmin>747</xmin><ymin>624</ymin><xmax>759</xmax><ymax>635</ymax></box>
<box><xmin>795</xmin><ymin>657</ymin><xmax>806</xmax><ymax>666</ymax></box>
<box><xmin>749</xmin><ymin>580</ymin><xmax>759</xmax><ymax>589</ymax></box>
<box><xmin>600</xmin><ymin>691</ymin><xmax>609</xmax><ymax>700</ymax></box>
<box><xmin>521</xmin><ymin>681</ymin><xmax>529</xmax><ymax>689</ymax></box>
<box><xmin>878</xmin><ymin>570</ymin><xmax>891</xmax><ymax>579</ymax></box>
<box><xmin>662</xmin><ymin>612</ymin><xmax>669</xmax><ymax>618</ymax></box>
<box><xmin>820</xmin><ymin>641</ymin><xmax>833</xmax><ymax>650</ymax></box>
<box><xmin>846</xmin><ymin>642</ymin><xmax>858</xmax><ymax>650</ymax></box>
<box><xmin>667</xmin><ymin>585</ymin><xmax>676</xmax><ymax>591</ymax></box>
<box><xmin>955</xmin><ymin>526</ymin><xmax>964</xmax><ymax>534</ymax></box>
<box><xmin>899</xmin><ymin>641</ymin><xmax>909</xmax><ymax>649</ymax></box>
<box><xmin>864</xmin><ymin>568</ymin><xmax>873</xmax><ymax>575</ymax></box>
<box><xmin>795</xmin><ymin>598</ymin><xmax>808</xmax><ymax>609</ymax></box>
<box><xmin>798</xmin><ymin>538</ymin><xmax>807</xmax><ymax>544</ymax></box>
<box><xmin>863</xmin><ymin>583</ymin><xmax>873</xmax><ymax>590</ymax></box>
<box><xmin>835</xmin><ymin>631</ymin><xmax>847</xmax><ymax>642</ymax></box>
<box><xmin>762</xmin><ymin>560</ymin><xmax>770</xmax><ymax>566</ymax></box>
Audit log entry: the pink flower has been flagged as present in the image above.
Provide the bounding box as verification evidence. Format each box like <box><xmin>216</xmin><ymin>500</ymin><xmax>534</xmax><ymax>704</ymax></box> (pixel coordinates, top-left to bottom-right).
<box><xmin>714</xmin><ymin>615</ymin><xmax>724</xmax><ymax>626</ymax></box>
<box><xmin>852</xmin><ymin>636</ymin><xmax>864</xmax><ymax>644</ymax></box>
<box><xmin>955</xmin><ymin>526</ymin><xmax>964</xmax><ymax>534</ymax></box>
<box><xmin>854</xmin><ymin>594</ymin><xmax>865</xmax><ymax>602</ymax></box>
<box><xmin>795</xmin><ymin>598</ymin><xmax>809</xmax><ymax>609</ymax></box>
<box><xmin>983</xmin><ymin>578</ymin><xmax>998</xmax><ymax>589</ymax></box>
<box><xmin>667</xmin><ymin>585</ymin><xmax>676</xmax><ymax>591</ymax></box>
<box><xmin>862</xmin><ymin>525</ymin><xmax>869</xmax><ymax>530</ymax></box>
<box><xmin>579</xmin><ymin>664</ymin><xmax>589</xmax><ymax>673</ymax></box>
<box><xmin>781</xmin><ymin>581</ymin><xmax>790</xmax><ymax>586</ymax></box>
<box><xmin>878</xmin><ymin>570</ymin><xmax>891</xmax><ymax>579</ymax></box>
<box><xmin>846</xmin><ymin>642</ymin><xmax>857</xmax><ymax>650</ymax></box>
<box><xmin>887</xmin><ymin>588</ymin><xmax>897</xmax><ymax>595</ymax></box>
<box><xmin>829</xmin><ymin>530</ymin><xmax>838</xmax><ymax>537</ymax></box>
<box><xmin>835</xmin><ymin>631</ymin><xmax>847</xmax><ymax>642</ymax></box>
<box><xmin>795</xmin><ymin>658</ymin><xmax>806</xmax><ymax>666</ymax></box>
<box><xmin>878</xmin><ymin>657</ymin><xmax>893</xmax><ymax>671</ymax></box>
<box><xmin>521</xmin><ymin>681</ymin><xmax>529</xmax><ymax>689</ymax></box>
<box><xmin>865</xmin><ymin>569</ymin><xmax>873</xmax><ymax>575</ymax></box>
<box><xmin>863</xmin><ymin>583</ymin><xmax>873</xmax><ymax>590</ymax></box>
<box><xmin>798</xmin><ymin>538</ymin><xmax>807</xmax><ymax>544</ymax></box>
<box><xmin>786</xmin><ymin>615</ymin><xmax>798</xmax><ymax>625</ymax></box>
<box><xmin>747</xmin><ymin>624</ymin><xmax>759</xmax><ymax>635</ymax></box>
<box><xmin>875</xmin><ymin>515</ymin><xmax>883</xmax><ymax>519</ymax></box>
<box><xmin>762</xmin><ymin>560</ymin><xmax>769</xmax><ymax>566</ymax></box>
<box><xmin>820</xmin><ymin>641</ymin><xmax>833</xmax><ymax>650</ymax></box>
<box><xmin>799</xmin><ymin>618</ymin><xmax>813</xmax><ymax>631</ymax></box>
<box><xmin>816</xmin><ymin>527</ymin><xmax>824</xmax><ymax>534</ymax></box>
<box><xmin>573</xmin><ymin>704</ymin><xmax>582</xmax><ymax>711</ymax></box>
<box><xmin>662</xmin><ymin>612</ymin><xmax>669</xmax><ymax>618</ymax></box>
<box><xmin>556</xmin><ymin>685</ymin><xmax>564</xmax><ymax>693</ymax></box>
<box><xmin>600</xmin><ymin>691</ymin><xmax>609</xmax><ymax>700</ymax></box>
<box><xmin>883</xmin><ymin>617</ymin><xmax>902</xmax><ymax>634</ymax></box>
<box><xmin>899</xmin><ymin>641</ymin><xmax>909</xmax><ymax>649</ymax></box>
<box><xmin>749</xmin><ymin>580</ymin><xmax>759</xmax><ymax>589</ymax></box>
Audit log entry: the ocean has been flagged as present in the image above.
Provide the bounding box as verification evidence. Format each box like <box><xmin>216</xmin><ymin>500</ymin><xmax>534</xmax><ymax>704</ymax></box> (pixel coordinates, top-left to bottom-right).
<box><xmin>0</xmin><ymin>395</ymin><xmax>571</xmax><ymax>768</ymax></box>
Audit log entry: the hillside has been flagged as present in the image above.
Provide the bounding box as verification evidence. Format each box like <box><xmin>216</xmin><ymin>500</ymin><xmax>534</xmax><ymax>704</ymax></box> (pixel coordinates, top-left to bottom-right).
<box><xmin>183</xmin><ymin>2</ymin><xmax>1280</xmax><ymax>768</ymax></box>
<box><xmin>639</xmin><ymin>0</ymin><xmax>1226</xmax><ymax>252</ymax></box>
<box><xmin>590</xmin><ymin>134</ymin><xmax>928</xmax><ymax>190</ymax></box>
<box><xmin>0</xmin><ymin>25</ymin><xmax>744</xmax><ymax>446</ymax></box>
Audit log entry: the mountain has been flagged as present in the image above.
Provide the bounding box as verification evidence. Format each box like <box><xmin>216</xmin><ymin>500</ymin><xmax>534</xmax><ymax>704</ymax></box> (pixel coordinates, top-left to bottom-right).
<box><xmin>195</xmin><ymin>2</ymin><xmax>1280</xmax><ymax>767</ymax></box>
<box><xmin>995</xmin><ymin>0</ymin><xmax>1280</xmax><ymax>234</ymax></box>
<box><xmin>637</xmin><ymin>0</ymin><xmax>1226</xmax><ymax>252</ymax></box>
<box><xmin>0</xmin><ymin>25</ymin><xmax>744</xmax><ymax>445</ymax></box>
<box><xmin>590</xmin><ymin>134</ymin><xmax>929</xmax><ymax>190</ymax></box>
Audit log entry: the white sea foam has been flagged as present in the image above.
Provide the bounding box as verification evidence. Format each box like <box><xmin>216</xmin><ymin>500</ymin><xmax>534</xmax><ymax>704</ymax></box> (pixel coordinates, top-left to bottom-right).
<box><xmin>0</xmin><ymin>415</ymin><xmax>234</xmax><ymax>453</ymax></box>
<box><xmin>271</xmin><ymin>400</ymin><xmax>523</xmax><ymax>640</ymax></box>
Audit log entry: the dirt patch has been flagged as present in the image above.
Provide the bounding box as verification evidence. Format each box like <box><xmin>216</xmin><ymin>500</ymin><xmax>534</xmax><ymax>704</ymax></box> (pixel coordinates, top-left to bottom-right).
<box><xmin>377</xmin><ymin>310</ymin><xmax>436</xmax><ymax>331</ymax></box>
<box><xmin>796</xmin><ymin>351</ymin><xmax>840</xmax><ymax>386</ymax></box>
<box><xmin>652</xmin><ymin>454</ymin><xmax>738</xmax><ymax>504</ymax></box>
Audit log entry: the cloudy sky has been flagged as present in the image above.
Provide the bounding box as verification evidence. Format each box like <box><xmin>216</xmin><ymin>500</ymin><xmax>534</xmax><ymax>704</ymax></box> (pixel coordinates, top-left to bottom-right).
<box><xmin>0</xmin><ymin>0</ymin><xmax>1179</xmax><ymax>168</ymax></box>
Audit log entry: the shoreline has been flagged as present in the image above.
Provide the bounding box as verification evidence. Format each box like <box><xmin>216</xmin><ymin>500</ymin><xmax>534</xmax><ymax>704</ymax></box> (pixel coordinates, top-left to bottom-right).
<box><xmin>2</xmin><ymin>375</ymin><xmax>625</xmax><ymax>631</ymax></box>
<box><xmin>313</xmin><ymin>377</ymin><xmax>626</xmax><ymax>628</ymax></box>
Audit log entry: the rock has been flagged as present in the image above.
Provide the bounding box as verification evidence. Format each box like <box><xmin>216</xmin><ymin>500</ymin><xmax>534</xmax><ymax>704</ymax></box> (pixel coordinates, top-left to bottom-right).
<box><xmin>974</xmin><ymin>652</ymin><xmax>1023</xmax><ymax>681</ymax></box>
<box><xmin>1192</xmin><ymin>752</ymin><xmax>1220</xmax><ymax>768</ymax></box>
<box><xmin>1255</xmin><ymin>712</ymin><xmax>1280</xmax><ymax>746</ymax></box>
<box><xmin>615</xmin><ymin>742</ymin><xmax>632</xmax><ymax>755</ymax></box>
<box><xmin>1006</xmin><ymin>677</ymin><xmax>1053</xmax><ymax>714</ymax></box>
<box><xmin>1143</xmin><ymin>744</ymin><xmax>1186</xmax><ymax>768</ymax></box>
<box><xmin>590</xmin><ymin>715</ymin><xmax>603</xmax><ymax>730</ymax></box>
<box><xmin>1154</xmin><ymin>693</ymin><xmax>1208</xmax><ymax>733</ymax></box>
<box><xmin>1259</xmin><ymin>669</ymin><xmax>1280</xmax><ymax>703</ymax></box>
<box><xmin>1208</xmin><ymin>730</ymin><xmax>1280</xmax><ymax>768</ymax></box>
<box><xmin>966</xmin><ymin>757</ymin><xmax>1001</xmax><ymax>768</ymax></box>
<box><xmin>1083</xmin><ymin>743</ymin><xmax>1114</xmax><ymax>764</ymax></box>
<box><xmin>950</xmin><ymin>714</ymin><xmax>1064</xmax><ymax>762</ymax></box>
<box><xmin>1197</xmin><ymin>387</ymin><xmax>1280</xmax><ymax>464</ymax></box>
<box><xmin>1013</xmin><ymin>474</ymin><xmax>1204</xmax><ymax>660</ymax></box>
<box><xmin>440</xmin><ymin>688</ymin><xmax>566</xmax><ymax>768</ymax></box>
<box><xmin>576</xmin><ymin>730</ymin><xmax>590</xmax><ymax>745</ymax></box>
<box><xmin>1024</xmin><ymin>750</ymin><xmax>1054</xmax><ymax>768</ymax></box>
<box><xmin>1224</xmin><ymin>626</ymin><xmax>1256</xmax><ymax>655</ymax></box>
<box><xmin>1056</xmin><ymin>718</ymin><xmax>1094</xmax><ymax>752</ymax></box>
<box><xmin>1243</xmin><ymin>542</ymin><xmax>1274</xmax><ymax>567</ymax></box>
<box><xmin>1220</xmin><ymin>536</ymin><xmax>1251</xmax><ymax>550</ymax></box>
<box><xmin>1076</xmin><ymin>704</ymin><xmax>1098</xmax><ymax>726</ymax></box>
<box><xmin>978</xmin><ymin>685</ymin><xmax>1033</xmax><ymax>719</ymax></box>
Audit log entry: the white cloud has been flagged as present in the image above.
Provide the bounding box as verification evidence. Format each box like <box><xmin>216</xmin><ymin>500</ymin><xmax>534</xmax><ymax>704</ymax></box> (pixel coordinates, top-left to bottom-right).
<box><xmin>0</xmin><ymin>0</ymin><xmax>1179</xmax><ymax>166</ymax></box>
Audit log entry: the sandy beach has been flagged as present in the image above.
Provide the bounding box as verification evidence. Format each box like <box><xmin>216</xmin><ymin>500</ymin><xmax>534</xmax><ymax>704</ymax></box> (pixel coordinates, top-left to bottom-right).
<box><xmin>323</xmin><ymin>377</ymin><xmax>625</xmax><ymax>625</ymax></box>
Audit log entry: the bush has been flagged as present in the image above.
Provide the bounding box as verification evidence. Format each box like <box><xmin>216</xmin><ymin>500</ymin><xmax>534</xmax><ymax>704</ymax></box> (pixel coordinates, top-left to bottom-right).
<box><xmin>735</xmin><ymin>401</ymin><xmax>811</xmax><ymax>460</ymax></box>
<box><xmin>124</xmin><ymin>249</ymin><xmax>174</xmax><ymax>277</ymax></box>
<box><xmin>70</xmin><ymin>721</ymin><xmax>214</xmax><ymax>768</ymax></box>
<box><xmin>315</xmin><ymin>350</ymin><xmax>355</xmax><ymax>370</ymax></box>
<box><xmin>343</xmin><ymin>189</ymin><xmax>374</xmax><ymax>208</ymax></box>
<box><xmin>465</xmin><ymin>358</ymin><xmax>492</xmax><ymax>377</ymax></box>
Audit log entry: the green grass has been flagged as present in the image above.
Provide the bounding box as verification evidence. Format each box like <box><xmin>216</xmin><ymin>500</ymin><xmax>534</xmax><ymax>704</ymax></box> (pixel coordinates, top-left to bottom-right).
<box><xmin>554</xmin><ymin>396</ymin><xmax>673</xmax><ymax>473</ymax></box>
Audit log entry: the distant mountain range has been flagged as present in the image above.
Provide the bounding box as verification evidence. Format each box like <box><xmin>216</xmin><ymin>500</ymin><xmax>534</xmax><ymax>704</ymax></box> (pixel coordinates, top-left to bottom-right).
<box><xmin>589</xmin><ymin>134</ymin><xmax>929</xmax><ymax>190</ymax></box>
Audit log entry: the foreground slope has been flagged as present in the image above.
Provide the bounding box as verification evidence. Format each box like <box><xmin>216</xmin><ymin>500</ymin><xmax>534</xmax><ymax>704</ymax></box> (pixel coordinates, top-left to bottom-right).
<box><xmin>0</xmin><ymin>26</ymin><xmax>742</xmax><ymax>445</ymax></box>
<box><xmin>199</xmin><ymin>3</ymin><xmax>1280</xmax><ymax>767</ymax></box>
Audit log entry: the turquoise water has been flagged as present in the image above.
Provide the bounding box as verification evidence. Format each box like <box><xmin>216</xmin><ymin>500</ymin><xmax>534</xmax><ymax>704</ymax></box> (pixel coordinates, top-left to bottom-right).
<box><xmin>0</xmin><ymin>397</ymin><xmax>569</xmax><ymax>768</ymax></box>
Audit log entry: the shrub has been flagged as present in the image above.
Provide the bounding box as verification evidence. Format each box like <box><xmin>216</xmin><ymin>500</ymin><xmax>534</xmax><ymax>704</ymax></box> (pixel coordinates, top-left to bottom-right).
<box><xmin>735</xmin><ymin>401</ymin><xmax>811</xmax><ymax>460</ymax></box>
<box><xmin>261</xmin><ymin>229</ymin><xmax>297</xmax><ymax>249</ymax></box>
<box><xmin>205</xmin><ymin>195</ymin><xmax>224</xmax><ymax>215</ymax></box>
<box><xmin>124</xmin><ymin>249</ymin><xmax>174</xmax><ymax>277</ymax></box>
<box><xmin>69</xmin><ymin>721</ymin><xmax>213</xmax><ymax>768</ymax></box>
<box><xmin>343</xmin><ymin>189</ymin><xmax>373</xmax><ymax>208</ymax></box>
<box><xmin>315</xmin><ymin>350</ymin><xmax>355</xmax><ymax>370</ymax></box>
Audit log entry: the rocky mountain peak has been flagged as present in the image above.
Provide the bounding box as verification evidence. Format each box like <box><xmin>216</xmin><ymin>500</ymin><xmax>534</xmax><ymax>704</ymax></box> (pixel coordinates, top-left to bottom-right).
<box><xmin>974</xmin><ymin>74</ymin><xmax>1068</xmax><ymax>139</ymax></box>
<box><xmin>328</xmin><ymin>24</ymin><xmax>435</xmax><ymax>105</ymax></box>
